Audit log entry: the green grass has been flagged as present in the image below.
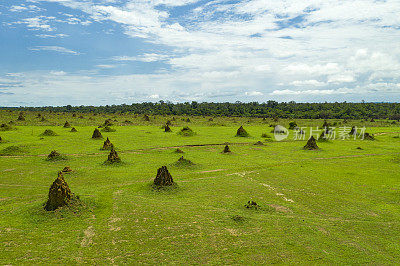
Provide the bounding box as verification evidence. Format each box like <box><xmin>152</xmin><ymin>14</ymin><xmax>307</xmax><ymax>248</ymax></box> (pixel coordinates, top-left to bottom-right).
<box><xmin>1</xmin><ymin>111</ymin><xmax>400</xmax><ymax>264</ymax></box>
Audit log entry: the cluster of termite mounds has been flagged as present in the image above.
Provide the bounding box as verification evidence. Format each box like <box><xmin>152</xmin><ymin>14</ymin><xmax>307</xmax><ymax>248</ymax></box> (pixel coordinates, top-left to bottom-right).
<box><xmin>17</xmin><ymin>112</ymin><xmax>25</xmax><ymax>121</ymax></box>
<box><xmin>41</xmin><ymin>118</ymin><xmax>381</xmax><ymax>212</ymax></box>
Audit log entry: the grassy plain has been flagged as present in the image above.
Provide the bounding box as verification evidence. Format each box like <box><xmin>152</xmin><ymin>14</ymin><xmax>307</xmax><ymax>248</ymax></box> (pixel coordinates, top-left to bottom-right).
<box><xmin>1</xmin><ymin>110</ymin><xmax>400</xmax><ymax>264</ymax></box>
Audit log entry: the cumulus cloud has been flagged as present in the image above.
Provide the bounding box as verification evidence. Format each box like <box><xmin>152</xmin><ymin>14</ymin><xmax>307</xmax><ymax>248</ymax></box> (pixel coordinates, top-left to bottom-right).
<box><xmin>2</xmin><ymin>0</ymin><xmax>400</xmax><ymax>104</ymax></box>
<box><xmin>20</xmin><ymin>17</ymin><xmax>54</xmax><ymax>31</ymax></box>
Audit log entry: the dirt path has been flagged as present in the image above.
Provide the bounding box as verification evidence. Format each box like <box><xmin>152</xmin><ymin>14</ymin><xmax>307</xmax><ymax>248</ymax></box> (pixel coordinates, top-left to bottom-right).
<box><xmin>80</xmin><ymin>226</ymin><xmax>95</xmax><ymax>247</ymax></box>
<box><xmin>375</xmin><ymin>131</ymin><xmax>400</xmax><ymax>136</ymax></box>
<box><xmin>314</xmin><ymin>154</ymin><xmax>381</xmax><ymax>160</ymax></box>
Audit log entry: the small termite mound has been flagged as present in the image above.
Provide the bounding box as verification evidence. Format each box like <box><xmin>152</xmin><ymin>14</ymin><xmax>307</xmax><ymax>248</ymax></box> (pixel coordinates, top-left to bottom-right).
<box><xmin>92</xmin><ymin>128</ymin><xmax>103</xmax><ymax>139</ymax></box>
<box><xmin>173</xmin><ymin>156</ymin><xmax>195</xmax><ymax>167</ymax></box>
<box><xmin>304</xmin><ymin>136</ymin><xmax>319</xmax><ymax>150</ymax></box>
<box><xmin>364</xmin><ymin>133</ymin><xmax>375</xmax><ymax>140</ymax></box>
<box><xmin>236</xmin><ymin>126</ymin><xmax>249</xmax><ymax>137</ymax></box>
<box><xmin>245</xmin><ymin>201</ymin><xmax>260</xmax><ymax>209</ymax></box>
<box><xmin>40</xmin><ymin>129</ymin><xmax>58</xmax><ymax>136</ymax></box>
<box><xmin>174</xmin><ymin>148</ymin><xmax>184</xmax><ymax>153</ymax></box>
<box><xmin>222</xmin><ymin>145</ymin><xmax>231</xmax><ymax>153</ymax></box>
<box><xmin>164</xmin><ymin>124</ymin><xmax>172</xmax><ymax>132</ymax></box>
<box><xmin>102</xmin><ymin>126</ymin><xmax>116</xmax><ymax>132</ymax></box>
<box><xmin>153</xmin><ymin>166</ymin><xmax>175</xmax><ymax>187</ymax></box>
<box><xmin>46</xmin><ymin>150</ymin><xmax>67</xmax><ymax>161</ymax></box>
<box><xmin>102</xmin><ymin>137</ymin><xmax>113</xmax><ymax>150</ymax></box>
<box><xmin>105</xmin><ymin>148</ymin><xmax>121</xmax><ymax>164</ymax></box>
<box><xmin>17</xmin><ymin>112</ymin><xmax>25</xmax><ymax>121</ymax></box>
<box><xmin>178</xmin><ymin>127</ymin><xmax>195</xmax><ymax>136</ymax></box>
<box><xmin>62</xmin><ymin>166</ymin><xmax>72</xmax><ymax>173</ymax></box>
<box><xmin>63</xmin><ymin>121</ymin><xmax>71</xmax><ymax>128</ymax></box>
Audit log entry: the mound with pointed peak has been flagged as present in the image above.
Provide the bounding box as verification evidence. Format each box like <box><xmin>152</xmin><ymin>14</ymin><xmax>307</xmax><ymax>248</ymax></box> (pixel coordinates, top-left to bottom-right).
<box><xmin>102</xmin><ymin>137</ymin><xmax>113</xmax><ymax>150</ymax></box>
<box><xmin>236</xmin><ymin>126</ymin><xmax>249</xmax><ymax>137</ymax></box>
<box><xmin>164</xmin><ymin>124</ymin><xmax>172</xmax><ymax>132</ymax></box>
<box><xmin>92</xmin><ymin>128</ymin><xmax>103</xmax><ymax>139</ymax></box>
<box><xmin>105</xmin><ymin>148</ymin><xmax>121</xmax><ymax>163</ymax></box>
<box><xmin>44</xmin><ymin>172</ymin><xmax>73</xmax><ymax>211</ymax></box>
<box><xmin>304</xmin><ymin>136</ymin><xmax>319</xmax><ymax>150</ymax></box>
<box><xmin>223</xmin><ymin>145</ymin><xmax>231</xmax><ymax>153</ymax></box>
<box><xmin>153</xmin><ymin>166</ymin><xmax>174</xmax><ymax>187</ymax></box>
<box><xmin>17</xmin><ymin>112</ymin><xmax>25</xmax><ymax>121</ymax></box>
<box><xmin>63</xmin><ymin>121</ymin><xmax>71</xmax><ymax>128</ymax></box>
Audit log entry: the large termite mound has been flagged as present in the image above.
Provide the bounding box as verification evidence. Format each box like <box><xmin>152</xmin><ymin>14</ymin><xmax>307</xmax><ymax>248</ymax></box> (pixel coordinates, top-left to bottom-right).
<box><xmin>44</xmin><ymin>172</ymin><xmax>73</xmax><ymax>211</ymax></box>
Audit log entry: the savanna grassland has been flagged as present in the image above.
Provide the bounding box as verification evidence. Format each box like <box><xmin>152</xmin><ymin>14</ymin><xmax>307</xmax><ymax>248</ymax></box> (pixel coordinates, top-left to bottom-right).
<box><xmin>1</xmin><ymin>110</ymin><xmax>400</xmax><ymax>264</ymax></box>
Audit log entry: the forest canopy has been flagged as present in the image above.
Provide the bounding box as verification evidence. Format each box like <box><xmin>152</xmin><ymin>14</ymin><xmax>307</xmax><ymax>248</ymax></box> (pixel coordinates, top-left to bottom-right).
<box><xmin>2</xmin><ymin>101</ymin><xmax>400</xmax><ymax>120</ymax></box>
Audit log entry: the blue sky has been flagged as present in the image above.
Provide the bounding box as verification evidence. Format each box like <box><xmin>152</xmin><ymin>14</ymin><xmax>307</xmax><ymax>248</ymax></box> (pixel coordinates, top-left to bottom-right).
<box><xmin>0</xmin><ymin>0</ymin><xmax>400</xmax><ymax>106</ymax></box>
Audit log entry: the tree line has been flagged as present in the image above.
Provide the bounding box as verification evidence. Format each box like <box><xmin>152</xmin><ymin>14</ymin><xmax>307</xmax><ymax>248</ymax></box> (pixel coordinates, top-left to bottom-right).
<box><xmin>3</xmin><ymin>101</ymin><xmax>400</xmax><ymax>120</ymax></box>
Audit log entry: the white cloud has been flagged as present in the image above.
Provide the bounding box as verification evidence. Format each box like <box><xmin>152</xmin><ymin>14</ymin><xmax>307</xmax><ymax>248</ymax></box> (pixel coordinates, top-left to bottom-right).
<box><xmin>327</xmin><ymin>74</ymin><xmax>355</xmax><ymax>83</ymax></box>
<box><xmin>245</xmin><ymin>91</ymin><xmax>263</xmax><ymax>96</ymax></box>
<box><xmin>96</xmin><ymin>64</ymin><xmax>116</xmax><ymax>69</ymax></box>
<box><xmin>10</xmin><ymin>5</ymin><xmax>28</xmax><ymax>12</ymax></box>
<box><xmin>29</xmin><ymin>46</ymin><xmax>79</xmax><ymax>55</ymax></box>
<box><xmin>291</xmin><ymin>80</ymin><xmax>325</xmax><ymax>87</ymax></box>
<box><xmin>113</xmin><ymin>53</ymin><xmax>169</xmax><ymax>62</ymax></box>
<box><xmin>20</xmin><ymin>17</ymin><xmax>54</xmax><ymax>31</ymax></box>
<box><xmin>149</xmin><ymin>94</ymin><xmax>160</xmax><ymax>99</ymax></box>
<box><xmin>3</xmin><ymin>0</ymin><xmax>400</xmax><ymax>104</ymax></box>
<box><xmin>36</xmin><ymin>33</ymin><xmax>69</xmax><ymax>38</ymax></box>
<box><xmin>10</xmin><ymin>5</ymin><xmax>43</xmax><ymax>12</ymax></box>
<box><xmin>271</xmin><ymin>88</ymin><xmax>354</xmax><ymax>95</ymax></box>
<box><xmin>285</xmin><ymin>63</ymin><xmax>341</xmax><ymax>76</ymax></box>
<box><xmin>50</xmin><ymin>70</ymin><xmax>66</xmax><ymax>75</ymax></box>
